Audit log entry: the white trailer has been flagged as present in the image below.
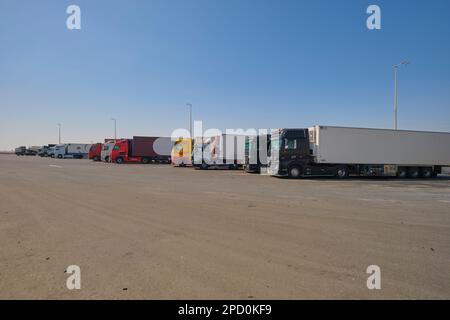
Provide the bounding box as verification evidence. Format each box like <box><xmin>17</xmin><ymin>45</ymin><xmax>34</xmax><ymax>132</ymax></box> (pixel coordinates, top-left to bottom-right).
<box><xmin>310</xmin><ymin>126</ymin><xmax>450</xmax><ymax>166</ymax></box>
<box><xmin>269</xmin><ymin>126</ymin><xmax>450</xmax><ymax>178</ymax></box>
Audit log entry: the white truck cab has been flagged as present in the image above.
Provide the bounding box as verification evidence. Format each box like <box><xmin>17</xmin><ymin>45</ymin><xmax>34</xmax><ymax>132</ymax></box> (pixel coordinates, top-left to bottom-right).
<box><xmin>101</xmin><ymin>141</ymin><xmax>116</xmax><ymax>162</ymax></box>
<box><xmin>54</xmin><ymin>144</ymin><xmax>67</xmax><ymax>159</ymax></box>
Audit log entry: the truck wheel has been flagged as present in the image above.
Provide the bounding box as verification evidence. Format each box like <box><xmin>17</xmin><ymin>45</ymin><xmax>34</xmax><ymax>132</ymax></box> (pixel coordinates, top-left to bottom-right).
<box><xmin>408</xmin><ymin>167</ymin><xmax>420</xmax><ymax>179</ymax></box>
<box><xmin>201</xmin><ymin>163</ymin><xmax>209</xmax><ymax>170</ymax></box>
<box><xmin>57</xmin><ymin>154</ymin><xmax>63</xmax><ymax>159</ymax></box>
<box><xmin>141</xmin><ymin>157</ymin><xmax>150</xmax><ymax>164</ymax></box>
<box><xmin>115</xmin><ymin>157</ymin><xmax>124</xmax><ymax>164</ymax></box>
<box><xmin>420</xmin><ymin>167</ymin><xmax>432</xmax><ymax>179</ymax></box>
<box><xmin>336</xmin><ymin>166</ymin><xmax>349</xmax><ymax>179</ymax></box>
<box><xmin>105</xmin><ymin>156</ymin><xmax>110</xmax><ymax>162</ymax></box>
<box><xmin>288</xmin><ymin>166</ymin><xmax>302</xmax><ymax>179</ymax></box>
<box><xmin>93</xmin><ymin>156</ymin><xmax>99</xmax><ymax>161</ymax></box>
<box><xmin>397</xmin><ymin>167</ymin><xmax>408</xmax><ymax>178</ymax></box>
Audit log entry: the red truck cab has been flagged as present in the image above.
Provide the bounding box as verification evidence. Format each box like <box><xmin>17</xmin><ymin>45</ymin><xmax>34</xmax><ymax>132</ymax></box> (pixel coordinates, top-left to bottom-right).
<box><xmin>111</xmin><ymin>139</ymin><xmax>133</xmax><ymax>164</ymax></box>
<box><xmin>89</xmin><ymin>143</ymin><xmax>102</xmax><ymax>161</ymax></box>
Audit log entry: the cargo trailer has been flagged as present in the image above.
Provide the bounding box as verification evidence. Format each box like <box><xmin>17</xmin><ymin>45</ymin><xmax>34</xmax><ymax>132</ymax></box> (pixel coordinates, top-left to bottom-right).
<box><xmin>268</xmin><ymin>126</ymin><xmax>450</xmax><ymax>178</ymax></box>
<box><xmin>111</xmin><ymin>136</ymin><xmax>173</xmax><ymax>164</ymax></box>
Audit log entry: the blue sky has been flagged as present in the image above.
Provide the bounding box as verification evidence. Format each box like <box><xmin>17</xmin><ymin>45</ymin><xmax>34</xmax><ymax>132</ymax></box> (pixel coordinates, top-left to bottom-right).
<box><xmin>1</xmin><ymin>0</ymin><xmax>450</xmax><ymax>150</ymax></box>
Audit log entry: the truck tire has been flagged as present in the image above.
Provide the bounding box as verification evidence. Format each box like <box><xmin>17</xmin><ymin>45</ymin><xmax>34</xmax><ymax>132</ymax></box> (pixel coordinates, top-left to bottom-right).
<box><xmin>288</xmin><ymin>165</ymin><xmax>302</xmax><ymax>179</ymax></box>
<box><xmin>93</xmin><ymin>156</ymin><xmax>99</xmax><ymax>162</ymax></box>
<box><xmin>420</xmin><ymin>167</ymin><xmax>432</xmax><ymax>179</ymax></box>
<box><xmin>397</xmin><ymin>167</ymin><xmax>408</xmax><ymax>178</ymax></box>
<box><xmin>115</xmin><ymin>157</ymin><xmax>124</xmax><ymax>164</ymax></box>
<box><xmin>408</xmin><ymin>167</ymin><xmax>420</xmax><ymax>179</ymax></box>
<box><xmin>141</xmin><ymin>157</ymin><xmax>150</xmax><ymax>164</ymax></box>
<box><xmin>57</xmin><ymin>154</ymin><xmax>63</xmax><ymax>159</ymax></box>
<box><xmin>335</xmin><ymin>166</ymin><xmax>349</xmax><ymax>179</ymax></box>
<box><xmin>105</xmin><ymin>156</ymin><xmax>110</xmax><ymax>163</ymax></box>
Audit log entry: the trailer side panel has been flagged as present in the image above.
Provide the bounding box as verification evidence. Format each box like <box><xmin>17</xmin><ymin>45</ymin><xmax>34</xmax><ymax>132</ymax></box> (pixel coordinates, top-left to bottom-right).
<box><xmin>313</xmin><ymin>126</ymin><xmax>450</xmax><ymax>166</ymax></box>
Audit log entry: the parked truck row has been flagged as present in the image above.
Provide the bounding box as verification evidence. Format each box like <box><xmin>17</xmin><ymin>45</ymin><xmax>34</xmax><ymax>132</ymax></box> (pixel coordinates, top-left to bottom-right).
<box><xmin>14</xmin><ymin>126</ymin><xmax>450</xmax><ymax>179</ymax></box>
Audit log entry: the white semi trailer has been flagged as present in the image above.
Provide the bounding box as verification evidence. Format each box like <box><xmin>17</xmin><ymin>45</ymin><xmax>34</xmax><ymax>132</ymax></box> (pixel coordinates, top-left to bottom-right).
<box><xmin>268</xmin><ymin>126</ymin><xmax>450</xmax><ymax>178</ymax></box>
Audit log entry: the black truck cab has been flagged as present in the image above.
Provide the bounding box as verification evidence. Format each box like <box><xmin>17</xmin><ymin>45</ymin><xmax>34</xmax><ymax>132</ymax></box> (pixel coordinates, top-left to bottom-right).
<box><xmin>268</xmin><ymin>129</ymin><xmax>344</xmax><ymax>178</ymax></box>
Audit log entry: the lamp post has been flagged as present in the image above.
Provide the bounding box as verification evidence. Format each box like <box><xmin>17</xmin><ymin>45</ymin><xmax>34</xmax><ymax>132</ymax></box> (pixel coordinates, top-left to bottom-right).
<box><xmin>186</xmin><ymin>103</ymin><xmax>192</xmax><ymax>138</ymax></box>
<box><xmin>57</xmin><ymin>123</ymin><xmax>61</xmax><ymax>144</ymax></box>
<box><xmin>111</xmin><ymin>118</ymin><xmax>117</xmax><ymax>140</ymax></box>
<box><xmin>393</xmin><ymin>60</ymin><xmax>410</xmax><ymax>130</ymax></box>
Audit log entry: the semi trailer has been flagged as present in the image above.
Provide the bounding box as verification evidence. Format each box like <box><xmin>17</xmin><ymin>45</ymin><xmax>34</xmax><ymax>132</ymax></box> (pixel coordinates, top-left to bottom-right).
<box><xmin>193</xmin><ymin>134</ymin><xmax>246</xmax><ymax>170</ymax></box>
<box><xmin>111</xmin><ymin>136</ymin><xmax>173</xmax><ymax>164</ymax></box>
<box><xmin>244</xmin><ymin>134</ymin><xmax>271</xmax><ymax>173</ymax></box>
<box><xmin>54</xmin><ymin>144</ymin><xmax>92</xmax><ymax>159</ymax></box>
<box><xmin>268</xmin><ymin>126</ymin><xmax>450</xmax><ymax>179</ymax></box>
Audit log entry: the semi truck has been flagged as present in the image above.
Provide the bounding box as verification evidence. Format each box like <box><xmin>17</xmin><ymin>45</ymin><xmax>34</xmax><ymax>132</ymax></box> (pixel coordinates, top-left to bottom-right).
<box><xmin>268</xmin><ymin>126</ymin><xmax>450</xmax><ymax>179</ymax></box>
<box><xmin>101</xmin><ymin>141</ymin><xmax>117</xmax><ymax>162</ymax></box>
<box><xmin>38</xmin><ymin>144</ymin><xmax>56</xmax><ymax>157</ymax></box>
<box><xmin>193</xmin><ymin>134</ymin><xmax>246</xmax><ymax>170</ymax></box>
<box><xmin>47</xmin><ymin>146</ymin><xmax>55</xmax><ymax>158</ymax></box>
<box><xmin>16</xmin><ymin>146</ymin><xmax>38</xmax><ymax>156</ymax></box>
<box><xmin>171</xmin><ymin>138</ymin><xmax>193</xmax><ymax>167</ymax></box>
<box><xmin>15</xmin><ymin>146</ymin><xmax>26</xmax><ymax>156</ymax></box>
<box><xmin>244</xmin><ymin>134</ymin><xmax>271</xmax><ymax>173</ymax></box>
<box><xmin>111</xmin><ymin>136</ymin><xmax>173</xmax><ymax>164</ymax></box>
<box><xmin>89</xmin><ymin>143</ymin><xmax>103</xmax><ymax>161</ymax></box>
<box><xmin>54</xmin><ymin>144</ymin><xmax>92</xmax><ymax>159</ymax></box>
<box><xmin>38</xmin><ymin>146</ymin><xmax>48</xmax><ymax>157</ymax></box>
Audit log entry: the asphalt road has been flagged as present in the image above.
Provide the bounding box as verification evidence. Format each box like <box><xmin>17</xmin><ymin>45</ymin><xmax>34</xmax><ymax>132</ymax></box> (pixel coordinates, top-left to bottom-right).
<box><xmin>1</xmin><ymin>154</ymin><xmax>449</xmax><ymax>299</ymax></box>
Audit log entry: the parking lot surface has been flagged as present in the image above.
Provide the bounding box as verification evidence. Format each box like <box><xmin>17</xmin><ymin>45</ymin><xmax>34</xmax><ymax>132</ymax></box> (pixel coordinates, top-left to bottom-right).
<box><xmin>1</xmin><ymin>155</ymin><xmax>449</xmax><ymax>299</ymax></box>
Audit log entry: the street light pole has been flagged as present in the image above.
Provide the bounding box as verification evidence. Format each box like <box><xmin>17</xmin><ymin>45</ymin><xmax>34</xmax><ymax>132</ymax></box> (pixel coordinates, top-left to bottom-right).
<box><xmin>394</xmin><ymin>66</ymin><xmax>398</xmax><ymax>130</ymax></box>
<box><xmin>57</xmin><ymin>123</ymin><xmax>61</xmax><ymax>144</ymax></box>
<box><xmin>393</xmin><ymin>60</ymin><xmax>410</xmax><ymax>130</ymax></box>
<box><xmin>111</xmin><ymin>118</ymin><xmax>117</xmax><ymax>140</ymax></box>
<box><xmin>187</xmin><ymin>104</ymin><xmax>192</xmax><ymax>138</ymax></box>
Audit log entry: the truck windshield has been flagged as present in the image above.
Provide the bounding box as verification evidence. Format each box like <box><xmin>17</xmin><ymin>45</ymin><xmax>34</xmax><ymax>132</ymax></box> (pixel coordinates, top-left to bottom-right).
<box><xmin>271</xmin><ymin>138</ymin><xmax>280</xmax><ymax>154</ymax></box>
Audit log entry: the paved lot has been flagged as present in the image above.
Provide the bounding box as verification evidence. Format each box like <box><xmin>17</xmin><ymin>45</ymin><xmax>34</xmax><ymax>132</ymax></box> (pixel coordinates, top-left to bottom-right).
<box><xmin>0</xmin><ymin>154</ymin><xmax>449</xmax><ymax>299</ymax></box>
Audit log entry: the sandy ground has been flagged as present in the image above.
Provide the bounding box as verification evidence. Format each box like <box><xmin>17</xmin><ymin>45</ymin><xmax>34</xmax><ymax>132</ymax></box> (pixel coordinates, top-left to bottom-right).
<box><xmin>0</xmin><ymin>154</ymin><xmax>449</xmax><ymax>299</ymax></box>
